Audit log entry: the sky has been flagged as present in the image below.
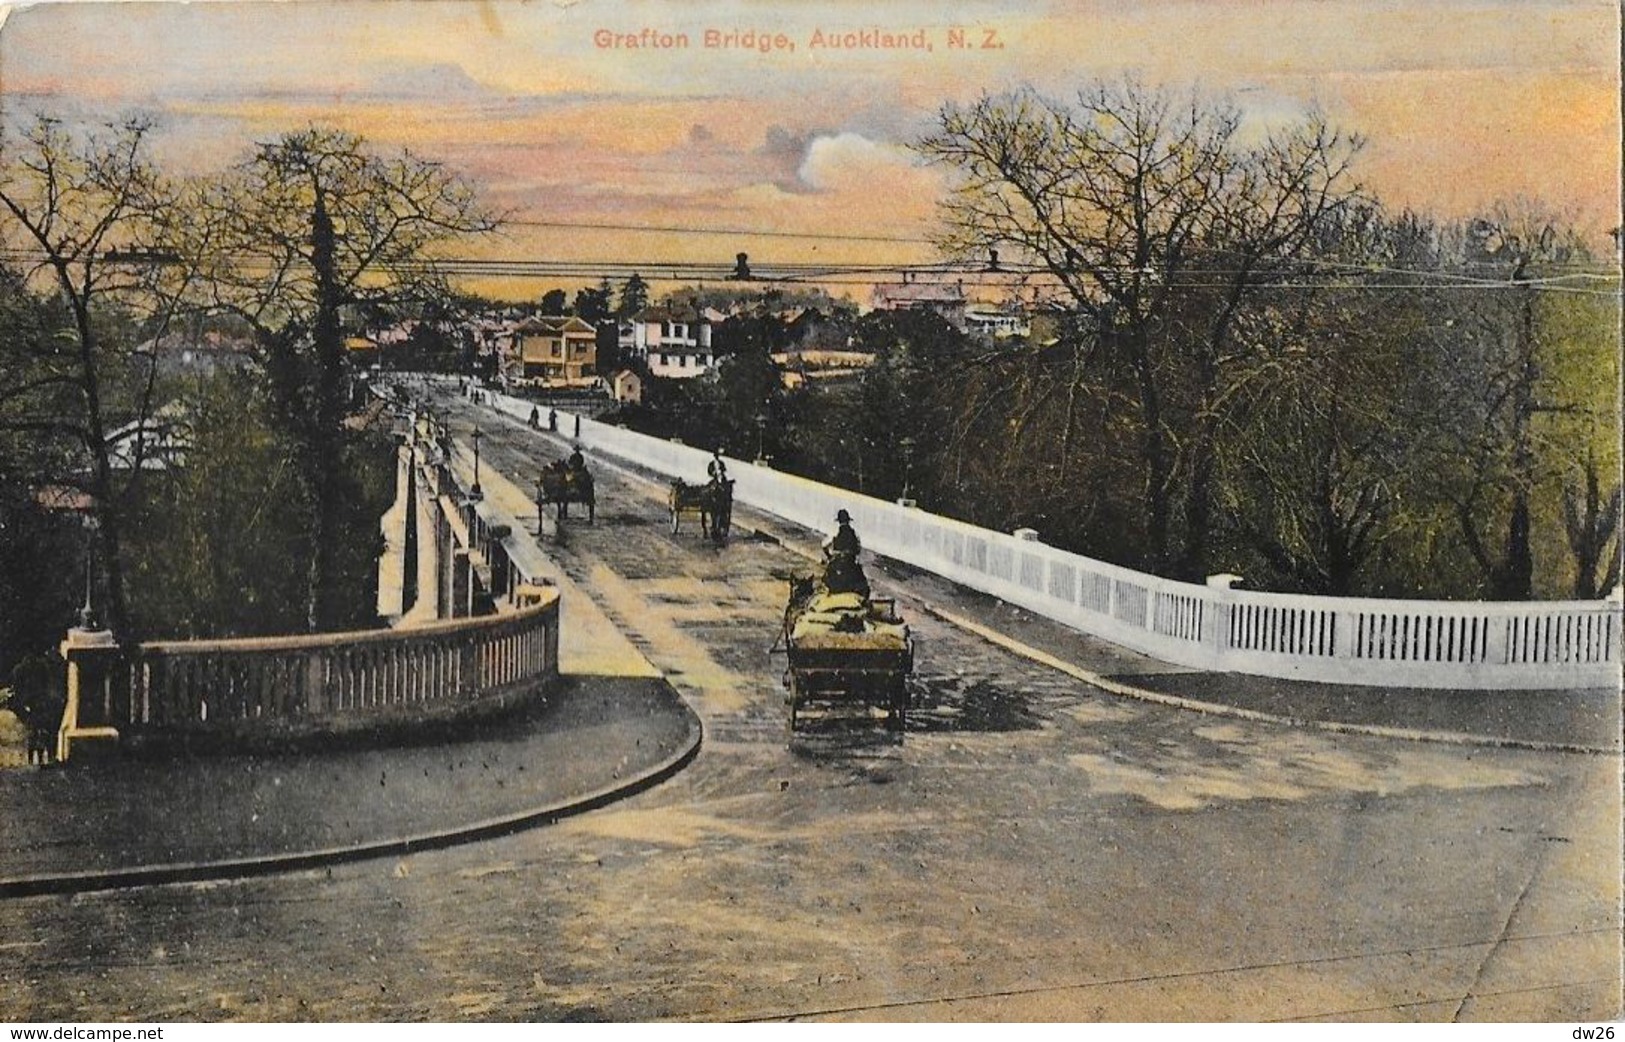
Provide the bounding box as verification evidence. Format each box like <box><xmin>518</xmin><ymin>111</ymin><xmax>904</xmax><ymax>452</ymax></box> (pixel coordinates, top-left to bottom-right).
<box><xmin>0</xmin><ymin>0</ymin><xmax>1619</xmax><ymax>302</ymax></box>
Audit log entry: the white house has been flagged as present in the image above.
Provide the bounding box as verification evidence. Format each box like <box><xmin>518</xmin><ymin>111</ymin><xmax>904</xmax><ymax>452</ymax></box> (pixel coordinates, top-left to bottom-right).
<box><xmin>963</xmin><ymin>306</ymin><xmax>1030</xmax><ymax>338</ymax></box>
<box><xmin>621</xmin><ymin>306</ymin><xmax>716</xmax><ymax>379</ymax></box>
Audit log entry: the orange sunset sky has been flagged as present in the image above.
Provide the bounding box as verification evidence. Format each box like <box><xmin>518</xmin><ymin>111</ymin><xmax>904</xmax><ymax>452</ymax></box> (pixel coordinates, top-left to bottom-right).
<box><xmin>1</xmin><ymin>0</ymin><xmax>1619</xmax><ymax>302</ymax></box>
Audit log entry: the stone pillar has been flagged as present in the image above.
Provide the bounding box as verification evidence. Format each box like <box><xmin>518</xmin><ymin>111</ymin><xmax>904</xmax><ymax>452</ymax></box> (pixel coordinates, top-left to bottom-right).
<box><xmin>55</xmin><ymin>626</ymin><xmax>120</xmax><ymax>763</ymax></box>
<box><xmin>452</xmin><ymin>548</ymin><xmax>473</xmax><ymax>618</ymax></box>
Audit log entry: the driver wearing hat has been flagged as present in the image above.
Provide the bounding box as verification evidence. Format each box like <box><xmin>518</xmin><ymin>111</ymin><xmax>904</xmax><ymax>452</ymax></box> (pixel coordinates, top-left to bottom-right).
<box><xmin>825</xmin><ymin>509</ymin><xmax>861</xmax><ymax>558</ymax></box>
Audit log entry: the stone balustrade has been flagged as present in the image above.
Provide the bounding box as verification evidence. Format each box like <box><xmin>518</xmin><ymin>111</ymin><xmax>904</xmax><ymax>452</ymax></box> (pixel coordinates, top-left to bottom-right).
<box><xmin>57</xmin><ymin>592</ymin><xmax>560</xmax><ymax>758</ymax></box>
<box><xmin>51</xmin><ymin>392</ymin><xmax>566</xmax><ymax>762</ymax></box>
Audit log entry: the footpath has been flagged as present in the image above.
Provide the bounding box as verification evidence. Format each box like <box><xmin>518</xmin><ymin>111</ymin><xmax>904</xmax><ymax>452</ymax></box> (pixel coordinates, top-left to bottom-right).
<box><xmin>0</xmin><ymin>675</ymin><xmax>699</xmax><ymax>896</ymax></box>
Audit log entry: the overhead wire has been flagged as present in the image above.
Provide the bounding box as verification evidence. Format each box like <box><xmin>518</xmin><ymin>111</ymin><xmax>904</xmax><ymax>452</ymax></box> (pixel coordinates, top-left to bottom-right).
<box><xmin>0</xmin><ymin>231</ymin><xmax>1618</xmax><ymax>296</ymax></box>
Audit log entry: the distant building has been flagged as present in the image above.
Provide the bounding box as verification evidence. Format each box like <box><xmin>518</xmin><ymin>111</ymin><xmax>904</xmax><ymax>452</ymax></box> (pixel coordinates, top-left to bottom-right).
<box><xmin>962</xmin><ymin>306</ymin><xmax>1029</xmax><ymax>338</ymax></box>
<box><xmin>344</xmin><ymin>335</ymin><xmax>380</xmax><ymax>367</ymax></box>
<box><xmin>136</xmin><ymin>331</ymin><xmax>256</xmax><ymax>380</ymax></box>
<box><xmin>621</xmin><ymin>307</ymin><xmax>716</xmax><ymax>379</ymax></box>
<box><xmin>870</xmin><ymin>277</ymin><xmax>968</xmax><ymax>326</ymax></box>
<box><xmin>785</xmin><ymin>307</ymin><xmax>853</xmax><ymax>351</ymax></box>
<box><xmin>609</xmin><ymin>369</ymin><xmax>644</xmax><ymax>405</ymax></box>
<box><xmin>106</xmin><ymin>404</ymin><xmax>190</xmax><ymax>472</ymax></box>
<box><xmin>467</xmin><ymin>318</ymin><xmax>521</xmax><ymax>371</ymax></box>
<box><xmin>515</xmin><ymin>315</ymin><xmax>598</xmax><ymax>384</ymax></box>
<box><xmin>770</xmin><ymin>349</ymin><xmax>873</xmax><ymax>389</ymax></box>
<box><xmin>34</xmin><ymin>485</ymin><xmax>96</xmax><ymax>514</ymax></box>
<box><xmin>646</xmin><ymin>349</ymin><xmax>717</xmax><ymax>380</ymax></box>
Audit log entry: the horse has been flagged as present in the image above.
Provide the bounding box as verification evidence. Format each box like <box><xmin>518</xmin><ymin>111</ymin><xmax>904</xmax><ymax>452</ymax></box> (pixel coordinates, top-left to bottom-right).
<box><xmin>669</xmin><ymin>477</ymin><xmax>734</xmax><ymax>542</ymax></box>
<box><xmin>537</xmin><ymin>462</ymin><xmax>595</xmax><ymax>522</ymax></box>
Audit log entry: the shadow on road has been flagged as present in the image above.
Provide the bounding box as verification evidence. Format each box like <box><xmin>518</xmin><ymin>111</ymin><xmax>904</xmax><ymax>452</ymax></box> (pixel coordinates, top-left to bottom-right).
<box><xmin>905</xmin><ymin>674</ymin><xmax>1044</xmax><ymax>733</ymax></box>
<box><xmin>787</xmin><ymin>715</ymin><xmax>905</xmax><ymax>757</ymax></box>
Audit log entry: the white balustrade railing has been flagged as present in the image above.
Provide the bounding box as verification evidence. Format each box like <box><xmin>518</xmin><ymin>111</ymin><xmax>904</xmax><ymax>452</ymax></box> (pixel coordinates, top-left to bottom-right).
<box><xmin>483</xmin><ymin>386</ymin><xmax>1619</xmax><ymax>691</ymax></box>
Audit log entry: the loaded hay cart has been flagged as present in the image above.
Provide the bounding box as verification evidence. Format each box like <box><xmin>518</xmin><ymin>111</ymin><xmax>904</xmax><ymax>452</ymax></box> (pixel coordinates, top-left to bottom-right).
<box><xmin>777</xmin><ymin>575</ymin><xmax>914</xmax><ymax>735</ymax></box>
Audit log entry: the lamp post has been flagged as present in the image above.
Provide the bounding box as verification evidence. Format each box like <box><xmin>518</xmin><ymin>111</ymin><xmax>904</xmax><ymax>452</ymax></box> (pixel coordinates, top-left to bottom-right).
<box><xmin>471</xmin><ymin>425</ymin><xmax>484</xmax><ymax>499</ymax></box>
<box><xmin>754</xmin><ymin>411</ymin><xmax>768</xmax><ymax>463</ymax></box>
<box><xmin>76</xmin><ymin>521</ymin><xmax>98</xmax><ymax>630</ymax></box>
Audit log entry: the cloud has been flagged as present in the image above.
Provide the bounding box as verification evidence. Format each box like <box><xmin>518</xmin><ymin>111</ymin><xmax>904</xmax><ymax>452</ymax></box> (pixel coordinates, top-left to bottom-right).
<box><xmin>760</xmin><ymin>124</ymin><xmax>814</xmax><ymax>159</ymax></box>
<box><xmin>796</xmin><ymin>132</ymin><xmax>920</xmax><ymax>192</ymax></box>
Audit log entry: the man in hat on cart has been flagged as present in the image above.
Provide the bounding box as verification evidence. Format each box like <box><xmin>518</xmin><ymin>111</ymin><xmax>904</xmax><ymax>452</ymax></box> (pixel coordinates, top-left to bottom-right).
<box><xmin>821</xmin><ymin>509</ymin><xmax>869</xmax><ymax>596</ymax></box>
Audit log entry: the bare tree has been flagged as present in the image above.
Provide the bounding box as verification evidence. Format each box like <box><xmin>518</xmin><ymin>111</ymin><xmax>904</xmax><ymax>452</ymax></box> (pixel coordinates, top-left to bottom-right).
<box><xmin>918</xmin><ymin>78</ymin><xmax>1362</xmax><ymax>576</ymax></box>
<box><xmin>1425</xmin><ymin>208</ymin><xmax>1611</xmax><ymax>600</ymax></box>
<box><xmin>0</xmin><ymin>115</ymin><xmax>180</xmax><ymax>637</ymax></box>
<box><xmin>1562</xmin><ymin>453</ymin><xmax>1622</xmax><ymax>598</ymax></box>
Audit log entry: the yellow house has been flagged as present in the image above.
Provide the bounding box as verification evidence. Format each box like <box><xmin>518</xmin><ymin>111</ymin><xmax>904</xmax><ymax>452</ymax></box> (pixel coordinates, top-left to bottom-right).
<box><xmin>516</xmin><ymin>316</ymin><xmax>597</xmax><ymax>383</ymax></box>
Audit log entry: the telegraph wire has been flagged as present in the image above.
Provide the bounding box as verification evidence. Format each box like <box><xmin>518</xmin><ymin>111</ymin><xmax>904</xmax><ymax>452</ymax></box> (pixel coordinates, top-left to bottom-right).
<box><xmin>503</xmin><ymin>218</ymin><xmax>933</xmax><ymax>245</ymax></box>
<box><xmin>0</xmin><ymin>245</ymin><xmax>1618</xmax><ymax>295</ymax></box>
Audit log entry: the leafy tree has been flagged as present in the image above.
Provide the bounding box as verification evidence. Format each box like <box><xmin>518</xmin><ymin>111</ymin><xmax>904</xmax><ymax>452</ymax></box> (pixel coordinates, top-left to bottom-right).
<box><xmin>176</xmin><ymin>126</ymin><xmax>495</xmax><ymax>630</ymax></box>
<box><xmin>1561</xmin><ymin>458</ymin><xmax>1622</xmax><ymax>599</ymax></box>
<box><xmin>122</xmin><ymin>370</ymin><xmax>392</xmax><ymax>638</ymax></box>
<box><xmin>616</xmin><ymin>273</ymin><xmax>650</xmax><ymax>319</ymax></box>
<box><xmin>539</xmin><ymin>288</ymin><xmax>568</xmax><ymax>315</ymax></box>
<box><xmin>0</xmin><ymin>379</ymin><xmax>82</xmax><ymax>675</ymax></box>
<box><xmin>1408</xmin><ymin>209</ymin><xmax>1619</xmax><ymax>600</ymax></box>
<box><xmin>573</xmin><ymin>278</ymin><xmax>613</xmax><ymax>324</ymax></box>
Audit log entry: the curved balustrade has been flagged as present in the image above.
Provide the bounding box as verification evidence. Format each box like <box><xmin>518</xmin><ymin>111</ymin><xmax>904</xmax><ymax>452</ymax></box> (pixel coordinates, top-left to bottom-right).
<box><xmin>59</xmin><ymin>593</ymin><xmax>560</xmax><ymax>755</ymax></box>
<box><xmin>479</xmin><ymin>385</ymin><xmax>1620</xmax><ymax>691</ymax></box>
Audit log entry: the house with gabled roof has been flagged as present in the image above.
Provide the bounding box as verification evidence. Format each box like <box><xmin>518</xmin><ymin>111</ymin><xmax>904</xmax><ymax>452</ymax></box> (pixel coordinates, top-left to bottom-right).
<box><xmin>514</xmin><ymin>315</ymin><xmax>598</xmax><ymax>384</ymax></box>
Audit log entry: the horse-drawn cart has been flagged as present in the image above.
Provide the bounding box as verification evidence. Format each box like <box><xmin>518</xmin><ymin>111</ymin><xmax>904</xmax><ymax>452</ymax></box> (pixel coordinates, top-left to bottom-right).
<box><xmin>537</xmin><ymin>464</ymin><xmax>595</xmax><ymax>522</ymax></box>
<box><xmin>669</xmin><ymin>478</ymin><xmax>733</xmax><ymax>542</ymax></box>
<box><xmin>778</xmin><ymin>577</ymin><xmax>913</xmax><ymax>734</ymax></box>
